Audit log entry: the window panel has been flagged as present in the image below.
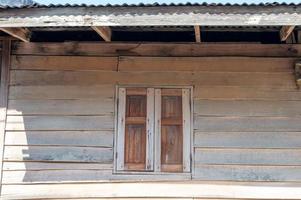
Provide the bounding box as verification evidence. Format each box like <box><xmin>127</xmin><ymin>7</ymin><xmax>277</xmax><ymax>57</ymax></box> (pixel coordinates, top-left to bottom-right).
<box><xmin>116</xmin><ymin>87</ymin><xmax>191</xmax><ymax>173</ymax></box>
<box><xmin>125</xmin><ymin>124</ymin><xmax>146</xmax><ymax>170</ymax></box>
<box><xmin>124</xmin><ymin>89</ymin><xmax>147</xmax><ymax>171</ymax></box>
<box><xmin>160</xmin><ymin>89</ymin><xmax>183</xmax><ymax>173</ymax></box>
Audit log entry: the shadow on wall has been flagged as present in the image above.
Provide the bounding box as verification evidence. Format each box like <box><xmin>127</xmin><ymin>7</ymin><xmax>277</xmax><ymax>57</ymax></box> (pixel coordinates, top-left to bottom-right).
<box><xmin>4</xmin><ymin>87</ymin><xmax>116</xmax><ymax>183</ymax></box>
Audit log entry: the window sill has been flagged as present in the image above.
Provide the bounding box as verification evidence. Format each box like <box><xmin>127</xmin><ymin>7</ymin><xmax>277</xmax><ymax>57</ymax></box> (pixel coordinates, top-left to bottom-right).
<box><xmin>112</xmin><ymin>171</ymin><xmax>191</xmax><ymax>181</ymax></box>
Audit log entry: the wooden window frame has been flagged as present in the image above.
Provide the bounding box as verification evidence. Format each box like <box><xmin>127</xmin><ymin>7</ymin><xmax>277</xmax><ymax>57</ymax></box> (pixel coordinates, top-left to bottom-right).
<box><xmin>114</xmin><ymin>85</ymin><xmax>193</xmax><ymax>175</ymax></box>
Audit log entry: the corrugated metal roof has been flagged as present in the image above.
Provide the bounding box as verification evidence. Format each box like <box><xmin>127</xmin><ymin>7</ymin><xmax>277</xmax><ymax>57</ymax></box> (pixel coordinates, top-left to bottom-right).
<box><xmin>1</xmin><ymin>2</ymin><xmax>301</xmax><ymax>9</ymax></box>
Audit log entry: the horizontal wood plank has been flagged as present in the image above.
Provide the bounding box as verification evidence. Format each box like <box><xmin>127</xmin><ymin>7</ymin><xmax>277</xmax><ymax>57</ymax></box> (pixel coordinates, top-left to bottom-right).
<box><xmin>3</xmin><ymin>162</ymin><xmax>113</xmax><ymax>171</ymax></box>
<box><xmin>5</xmin><ymin>131</ymin><xmax>113</xmax><ymax>147</ymax></box>
<box><xmin>194</xmin><ymin>165</ymin><xmax>301</xmax><ymax>181</ymax></box>
<box><xmin>6</xmin><ymin>116</ymin><xmax>114</xmax><ymax>131</ymax></box>
<box><xmin>9</xmin><ymin>85</ymin><xmax>114</xmax><ymax>100</ymax></box>
<box><xmin>194</xmin><ymin>100</ymin><xmax>301</xmax><ymax>117</ymax></box>
<box><xmin>11</xmin><ymin>55</ymin><xmax>118</xmax><ymax>71</ymax></box>
<box><xmin>2</xmin><ymin>169</ymin><xmax>113</xmax><ymax>184</ymax></box>
<box><xmin>119</xmin><ymin>57</ymin><xmax>294</xmax><ymax>72</ymax></box>
<box><xmin>2</xmin><ymin>170</ymin><xmax>190</xmax><ymax>184</ymax></box>
<box><xmin>194</xmin><ymin>86</ymin><xmax>301</xmax><ymax>100</ymax></box>
<box><xmin>4</xmin><ymin>146</ymin><xmax>113</xmax><ymax>163</ymax></box>
<box><xmin>7</xmin><ymin>99</ymin><xmax>114</xmax><ymax>115</ymax></box>
<box><xmin>12</xmin><ymin>42</ymin><xmax>301</xmax><ymax>57</ymax></box>
<box><xmin>194</xmin><ymin>132</ymin><xmax>301</xmax><ymax>148</ymax></box>
<box><xmin>9</xmin><ymin>70</ymin><xmax>295</xmax><ymax>88</ymax></box>
<box><xmin>194</xmin><ymin>116</ymin><xmax>301</xmax><ymax>132</ymax></box>
<box><xmin>195</xmin><ymin>148</ymin><xmax>301</xmax><ymax>165</ymax></box>
<box><xmin>2</xmin><ymin>182</ymin><xmax>301</xmax><ymax>199</ymax></box>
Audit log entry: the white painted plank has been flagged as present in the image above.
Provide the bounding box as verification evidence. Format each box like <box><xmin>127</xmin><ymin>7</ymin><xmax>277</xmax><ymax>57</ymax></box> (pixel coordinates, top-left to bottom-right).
<box><xmin>2</xmin><ymin>170</ymin><xmax>113</xmax><ymax>184</ymax></box>
<box><xmin>195</xmin><ymin>148</ymin><xmax>301</xmax><ymax>165</ymax></box>
<box><xmin>146</xmin><ymin>88</ymin><xmax>154</xmax><ymax>170</ymax></box>
<box><xmin>154</xmin><ymin>89</ymin><xmax>161</xmax><ymax>172</ymax></box>
<box><xmin>194</xmin><ymin>116</ymin><xmax>301</xmax><ymax>132</ymax></box>
<box><xmin>7</xmin><ymin>99</ymin><xmax>114</xmax><ymax>115</ymax></box>
<box><xmin>194</xmin><ymin>100</ymin><xmax>301</xmax><ymax>117</ymax></box>
<box><xmin>182</xmin><ymin>88</ymin><xmax>191</xmax><ymax>172</ymax></box>
<box><xmin>116</xmin><ymin>88</ymin><xmax>126</xmax><ymax>171</ymax></box>
<box><xmin>3</xmin><ymin>162</ymin><xmax>112</xmax><ymax>171</ymax></box>
<box><xmin>4</xmin><ymin>146</ymin><xmax>113</xmax><ymax>163</ymax></box>
<box><xmin>6</xmin><ymin>116</ymin><xmax>114</xmax><ymax>131</ymax></box>
<box><xmin>2</xmin><ymin>182</ymin><xmax>301</xmax><ymax>199</ymax></box>
<box><xmin>194</xmin><ymin>132</ymin><xmax>301</xmax><ymax>148</ymax></box>
<box><xmin>9</xmin><ymin>85</ymin><xmax>114</xmax><ymax>100</ymax></box>
<box><xmin>2</xmin><ymin>170</ymin><xmax>191</xmax><ymax>184</ymax></box>
<box><xmin>5</xmin><ymin>131</ymin><xmax>113</xmax><ymax>147</ymax></box>
<box><xmin>194</xmin><ymin>165</ymin><xmax>301</xmax><ymax>181</ymax></box>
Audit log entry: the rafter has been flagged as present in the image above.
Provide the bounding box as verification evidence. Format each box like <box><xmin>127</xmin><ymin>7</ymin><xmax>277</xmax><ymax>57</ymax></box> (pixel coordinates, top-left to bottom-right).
<box><xmin>91</xmin><ymin>26</ymin><xmax>112</xmax><ymax>42</ymax></box>
<box><xmin>280</xmin><ymin>26</ymin><xmax>295</xmax><ymax>42</ymax></box>
<box><xmin>194</xmin><ymin>26</ymin><xmax>201</xmax><ymax>42</ymax></box>
<box><xmin>0</xmin><ymin>27</ymin><xmax>31</xmax><ymax>42</ymax></box>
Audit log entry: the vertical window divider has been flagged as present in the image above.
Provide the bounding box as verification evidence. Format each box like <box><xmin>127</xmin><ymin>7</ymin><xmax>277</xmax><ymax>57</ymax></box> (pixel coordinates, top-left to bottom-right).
<box><xmin>182</xmin><ymin>88</ymin><xmax>191</xmax><ymax>172</ymax></box>
<box><xmin>146</xmin><ymin>88</ymin><xmax>155</xmax><ymax>171</ymax></box>
<box><xmin>116</xmin><ymin>87</ymin><xmax>126</xmax><ymax>171</ymax></box>
<box><xmin>154</xmin><ymin>88</ymin><xmax>161</xmax><ymax>172</ymax></box>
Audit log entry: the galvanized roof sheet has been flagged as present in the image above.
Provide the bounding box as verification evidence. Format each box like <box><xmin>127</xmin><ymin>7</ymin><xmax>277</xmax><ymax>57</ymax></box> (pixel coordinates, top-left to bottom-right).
<box><xmin>1</xmin><ymin>2</ymin><xmax>301</xmax><ymax>9</ymax></box>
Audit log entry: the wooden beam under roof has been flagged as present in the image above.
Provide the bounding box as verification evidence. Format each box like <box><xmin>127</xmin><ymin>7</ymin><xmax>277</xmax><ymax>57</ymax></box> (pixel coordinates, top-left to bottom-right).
<box><xmin>280</xmin><ymin>26</ymin><xmax>295</xmax><ymax>42</ymax></box>
<box><xmin>194</xmin><ymin>26</ymin><xmax>201</xmax><ymax>42</ymax></box>
<box><xmin>91</xmin><ymin>26</ymin><xmax>112</xmax><ymax>42</ymax></box>
<box><xmin>0</xmin><ymin>27</ymin><xmax>31</xmax><ymax>42</ymax></box>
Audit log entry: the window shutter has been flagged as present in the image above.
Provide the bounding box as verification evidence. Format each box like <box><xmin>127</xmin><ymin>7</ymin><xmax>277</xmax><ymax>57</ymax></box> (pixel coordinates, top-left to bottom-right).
<box><xmin>160</xmin><ymin>89</ymin><xmax>183</xmax><ymax>172</ymax></box>
<box><xmin>124</xmin><ymin>88</ymin><xmax>147</xmax><ymax>170</ymax></box>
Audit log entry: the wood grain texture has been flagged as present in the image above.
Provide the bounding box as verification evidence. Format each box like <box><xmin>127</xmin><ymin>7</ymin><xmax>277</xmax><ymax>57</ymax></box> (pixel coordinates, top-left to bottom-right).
<box><xmin>194</xmin><ymin>100</ymin><xmax>301</xmax><ymax>117</ymax></box>
<box><xmin>12</xmin><ymin>42</ymin><xmax>301</xmax><ymax>57</ymax></box>
<box><xmin>194</xmin><ymin>148</ymin><xmax>301</xmax><ymax>165</ymax></box>
<box><xmin>194</xmin><ymin>165</ymin><xmax>301</xmax><ymax>181</ymax></box>
<box><xmin>9</xmin><ymin>85</ymin><xmax>114</xmax><ymax>100</ymax></box>
<box><xmin>194</xmin><ymin>132</ymin><xmax>301</xmax><ymax>148</ymax></box>
<box><xmin>7</xmin><ymin>99</ymin><xmax>114</xmax><ymax>115</ymax></box>
<box><xmin>194</xmin><ymin>86</ymin><xmax>301</xmax><ymax>100</ymax></box>
<box><xmin>6</xmin><ymin>116</ymin><xmax>114</xmax><ymax>131</ymax></box>
<box><xmin>0</xmin><ymin>40</ymin><xmax>11</xmax><ymax>193</ymax></box>
<box><xmin>3</xmin><ymin>162</ymin><xmax>113</xmax><ymax>171</ymax></box>
<box><xmin>119</xmin><ymin>56</ymin><xmax>294</xmax><ymax>72</ymax></box>
<box><xmin>4</xmin><ymin>146</ymin><xmax>113</xmax><ymax>163</ymax></box>
<box><xmin>194</xmin><ymin>116</ymin><xmax>301</xmax><ymax>132</ymax></box>
<box><xmin>2</xmin><ymin>169</ymin><xmax>113</xmax><ymax>184</ymax></box>
<box><xmin>2</xmin><ymin>182</ymin><xmax>301</xmax><ymax>199</ymax></box>
<box><xmin>10</xmin><ymin>70</ymin><xmax>296</xmax><ymax>88</ymax></box>
<box><xmin>11</xmin><ymin>55</ymin><xmax>118</xmax><ymax>71</ymax></box>
<box><xmin>5</xmin><ymin>131</ymin><xmax>113</xmax><ymax>147</ymax></box>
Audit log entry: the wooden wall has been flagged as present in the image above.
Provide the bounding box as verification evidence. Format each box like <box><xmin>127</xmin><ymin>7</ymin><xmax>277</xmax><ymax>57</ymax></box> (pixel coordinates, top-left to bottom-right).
<box><xmin>1</xmin><ymin>42</ymin><xmax>301</xmax><ymax>199</ymax></box>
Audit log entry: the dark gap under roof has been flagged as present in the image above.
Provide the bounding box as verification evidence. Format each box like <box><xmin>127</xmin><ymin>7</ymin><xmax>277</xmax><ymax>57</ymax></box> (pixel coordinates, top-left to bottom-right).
<box><xmin>28</xmin><ymin>26</ymin><xmax>294</xmax><ymax>43</ymax></box>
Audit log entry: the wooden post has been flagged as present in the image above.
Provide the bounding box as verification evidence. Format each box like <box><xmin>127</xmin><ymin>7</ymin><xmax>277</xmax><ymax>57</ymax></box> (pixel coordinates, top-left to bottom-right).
<box><xmin>280</xmin><ymin>26</ymin><xmax>295</xmax><ymax>42</ymax></box>
<box><xmin>194</xmin><ymin>26</ymin><xmax>201</xmax><ymax>42</ymax></box>
<box><xmin>91</xmin><ymin>26</ymin><xmax>112</xmax><ymax>42</ymax></box>
<box><xmin>0</xmin><ymin>39</ymin><xmax>11</xmax><ymax>193</ymax></box>
<box><xmin>0</xmin><ymin>28</ymin><xmax>31</xmax><ymax>42</ymax></box>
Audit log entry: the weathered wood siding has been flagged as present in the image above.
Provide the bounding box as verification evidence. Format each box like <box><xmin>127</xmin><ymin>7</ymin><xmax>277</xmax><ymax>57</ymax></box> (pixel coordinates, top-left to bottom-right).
<box><xmin>1</xmin><ymin>42</ymin><xmax>301</xmax><ymax>199</ymax></box>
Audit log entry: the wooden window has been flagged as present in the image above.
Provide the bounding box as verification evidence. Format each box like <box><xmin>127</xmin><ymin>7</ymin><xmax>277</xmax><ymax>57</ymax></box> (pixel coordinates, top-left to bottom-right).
<box><xmin>116</xmin><ymin>87</ymin><xmax>191</xmax><ymax>173</ymax></box>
